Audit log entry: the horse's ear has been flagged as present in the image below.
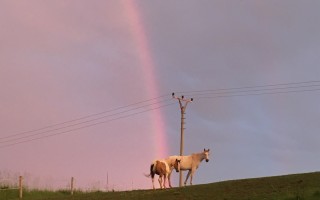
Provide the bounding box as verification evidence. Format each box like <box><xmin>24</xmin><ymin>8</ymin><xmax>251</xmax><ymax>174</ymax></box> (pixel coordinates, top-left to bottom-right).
<box><xmin>204</xmin><ymin>148</ymin><xmax>206</xmax><ymax>151</ymax></box>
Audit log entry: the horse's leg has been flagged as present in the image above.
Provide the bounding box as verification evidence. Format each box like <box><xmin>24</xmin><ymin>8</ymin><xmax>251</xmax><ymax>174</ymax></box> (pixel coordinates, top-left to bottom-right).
<box><xmin>152</xmin><ymin>177</ymin><xmax>155</xmax><ymax>190</ymax></box>
<box><xmin>151</xmin><ymin>165</ymin><xmax>155</xmax><ymax>190</ymax></box>
<box><xmin>161</xmin><ymin>175</ymin><xmax>164</xmax><ymax>189</ymax></box>
<box><xmin>168</xmin><ymin>169</ymin><xmax>173</xmax><ymax>188</ymax></box>
<box><xmin>158</xmin><ymin>175</ymin><xmax>162</xmax><ymax>189</ymax></box>
<box><xmin>190</xmin><ymin>168</ymin><xmax>196</xmax><ymax>185</ymax></box>
<box><xmin>163</xmin><ymin>174</ymin><xmax>167</xmax><ymax>189</ymax></box>
<box><xmin>184</xmin><ymin>170</ymin><xmax>191</xmax><ymax>186</ymax></box>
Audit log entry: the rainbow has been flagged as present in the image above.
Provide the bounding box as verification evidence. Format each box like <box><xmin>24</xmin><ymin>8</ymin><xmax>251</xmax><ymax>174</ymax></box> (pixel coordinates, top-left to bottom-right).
<box><xmin>121</xmin><ymin>0</ymin><xmax>168</xmax><ymax>158</ymax></box>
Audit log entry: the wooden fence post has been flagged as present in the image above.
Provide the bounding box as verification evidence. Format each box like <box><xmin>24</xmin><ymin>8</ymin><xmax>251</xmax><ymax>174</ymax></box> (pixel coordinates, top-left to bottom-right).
<box><xmin>71</xmin><ymin>177</ymin><xmax>74</xmax><ymax>195</ymax></box>
<box><xmin>19</xmin><ymin>176</ymin><xmax>23</xmax><ymax>199</ymax></box>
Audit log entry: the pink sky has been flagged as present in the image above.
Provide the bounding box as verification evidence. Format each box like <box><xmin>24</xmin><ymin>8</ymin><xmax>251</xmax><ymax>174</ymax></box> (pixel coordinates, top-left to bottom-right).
<box><xmin>1</xmin><ymin>0</ymin><xmax>320</xmax><ymax>191</ymax></box>
<box><xmin>0</xmin><ymin>0</ymin><xmax>169</xmax><ymax>190</ymax></box>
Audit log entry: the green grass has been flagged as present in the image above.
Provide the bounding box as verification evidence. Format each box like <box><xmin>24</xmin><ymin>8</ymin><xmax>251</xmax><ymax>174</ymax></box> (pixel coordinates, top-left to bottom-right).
<box><xmin>1</xmin><ymin>172</ymin><xmax>320</xmax><ymax>200</ymax></box>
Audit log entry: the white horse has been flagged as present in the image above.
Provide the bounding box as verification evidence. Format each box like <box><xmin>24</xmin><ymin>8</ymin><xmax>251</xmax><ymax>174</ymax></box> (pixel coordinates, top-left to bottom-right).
<box><xmin>166</xmin><ymin>148</ymin><xmax>210</xmax><ymax>186</ymax></box>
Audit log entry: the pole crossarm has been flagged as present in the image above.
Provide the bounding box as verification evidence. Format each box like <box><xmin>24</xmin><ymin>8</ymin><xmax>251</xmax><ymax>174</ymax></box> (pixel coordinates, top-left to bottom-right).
<box><xmin>172</xmin><ymin>93</ymin><xmax>193</xmax><ymax>108</ymax></box>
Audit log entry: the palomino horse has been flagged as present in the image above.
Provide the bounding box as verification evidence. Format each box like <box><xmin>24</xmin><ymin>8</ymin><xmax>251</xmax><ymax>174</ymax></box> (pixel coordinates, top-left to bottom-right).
<box><xmin>145</xmin><ymin>158</ymin><xmax>181</xmax><ymax>189</ymax></box>
<box><xmin>166</xmin><ymin>148</ymin><xmax>210</xmax><ymax>186</ymax></box>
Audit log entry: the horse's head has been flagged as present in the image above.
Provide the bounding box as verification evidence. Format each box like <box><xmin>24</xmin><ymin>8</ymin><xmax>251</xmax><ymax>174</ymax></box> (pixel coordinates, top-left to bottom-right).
<box><xmin>174</xmin><ymin>158</ymin><xmax>181</xmax><ymax>172</ymax></box>
<box><xmin>204</xmin><ymin>148</ymin><xmax>210</xmax><ymax>162</ymax></box>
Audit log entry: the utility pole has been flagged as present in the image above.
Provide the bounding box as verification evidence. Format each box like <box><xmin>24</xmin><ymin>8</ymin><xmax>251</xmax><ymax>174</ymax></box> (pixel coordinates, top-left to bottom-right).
<box><xmin>70</xmin><ymin>177</ymin><xmax>74</xmax><ymax>195</ymax></box>
<box><xmin>107</xmin><ymin>172</ymin><xmax>109</xmax><ymax>192</ymax></box>
<box><xmin>172</xmin><ymin>93</ymin><xmax>193</xmax><ymax>187</ymax></box>
<box><xmin>19</xmin><ymin>176</ymin><xmax>23</xmax><ymax>199</ymax></box>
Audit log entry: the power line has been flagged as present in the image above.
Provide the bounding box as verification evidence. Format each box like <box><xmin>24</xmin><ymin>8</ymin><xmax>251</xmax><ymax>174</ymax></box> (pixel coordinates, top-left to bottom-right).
<box><xmin>192</xmin><ymin>83</ymin><xmax>320</xmax><ymax>97</ymax></box>
<box><xmin>0</xmin><ymin>98</ymin><xmax>172</xmax><ymax>144</ymax></box>
<box><xmin>173</xmin><ymin>80</ymin><xmax>320</xmax><ymax>99</ymax></box>
<box><xmin>0</xmin><ymin>94</ymin><xmax>173</xmax><ymax>148</ymax></box>
<box><xmin>0</xmin><ymin>94</ymin><xmax>171</xmax><ymax>141</ymax></box>
<box><xmin>0</xmin><ymin>102</ymin><xmax>175</xmax><ymax>149</ymax></box>
<box><xmin>2</xmin><ymin>79</ymin><xmax>320</xmax><ymax>148</ymax></box>
<box><xmin>175</xmin><ymin>80</ymin><xmax>320</xmax><ymax>95</ymax></box>
<box><xmin>196</xmin><ymin>87</ymin><xmax>320</xmax><ymax>99</ymax></box>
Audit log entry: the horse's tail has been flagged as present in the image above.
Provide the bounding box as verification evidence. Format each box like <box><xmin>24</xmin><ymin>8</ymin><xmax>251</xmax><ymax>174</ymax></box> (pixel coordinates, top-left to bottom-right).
<box><xmin>144</xmin><ymin>163</ymin><xmax>155</xmax><ymax>178</ymax></box>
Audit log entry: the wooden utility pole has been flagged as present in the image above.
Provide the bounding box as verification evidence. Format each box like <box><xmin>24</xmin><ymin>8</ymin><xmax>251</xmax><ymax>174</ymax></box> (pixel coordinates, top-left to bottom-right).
<box><xmin>106</xmin><ymin>172</ymin><xmax>109</xmax><ymax>192</ymax></box>
<box><xmin>19</xmin><ymin>176</ymin><xmax>23</xmax><ymax>199</ymax></box>
<box><xmin>71</xmin><ymin>177</ymin><xmax>74</xmax><ymax>195</ymax></box>
<box><xmin>172</xmin><ymin>93</ymin><xmax>193</xmax><ymax>187</ymax></box>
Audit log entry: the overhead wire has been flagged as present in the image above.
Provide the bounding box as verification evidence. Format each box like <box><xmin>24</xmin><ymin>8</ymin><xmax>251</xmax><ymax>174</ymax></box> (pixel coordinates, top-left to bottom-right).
<box><xmin>0</xmin><ymin>102</ymin><xmax>175</xmax><ymax>149</ymax></box>
<box><xmin>0</xmin><ymin>93</ymin><xmax>170</xmax><ymax>140</ymax></box>
<box><xmin>0</xmin><ymin>97</ymin><xmax>173</xmax><ymax>145</ymax></box>
<box><xmin>173</xmin><ymin>80</ymin><xmax>320</xmax><ymax>99</ymax></box>
<box><xmin>2</xmin><ymin>80</ymin><xmax>320</xmax><ymax>148</ymax></box>
<box><xmin>175</xmin><ymin>80</ymin><xmax>320</xmax><ymax>95</ymax></box>
<box><xmin>0</xmin><ymin>94</ymin><xmax>174</xmax><ymax>148</ymax></box>
<box><xmin>195</xmin><ymin>87</ymin><xmax>320</xmax><ymax>99</ymax></box>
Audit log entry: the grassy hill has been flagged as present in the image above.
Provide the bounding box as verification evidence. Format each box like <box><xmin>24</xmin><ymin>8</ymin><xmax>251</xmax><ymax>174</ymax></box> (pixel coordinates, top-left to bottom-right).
<box><xmin>1</xmin><ymin>172</ymin><xmax>320</xmax><ymax>200</ymax></box>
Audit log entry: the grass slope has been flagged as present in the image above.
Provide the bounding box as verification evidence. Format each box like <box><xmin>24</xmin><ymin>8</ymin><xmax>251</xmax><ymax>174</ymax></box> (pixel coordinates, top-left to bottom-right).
<box><xmin>1</xmin><ymin>172</ymin><xmax>320</xmax><ymax>200</ymax></box>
